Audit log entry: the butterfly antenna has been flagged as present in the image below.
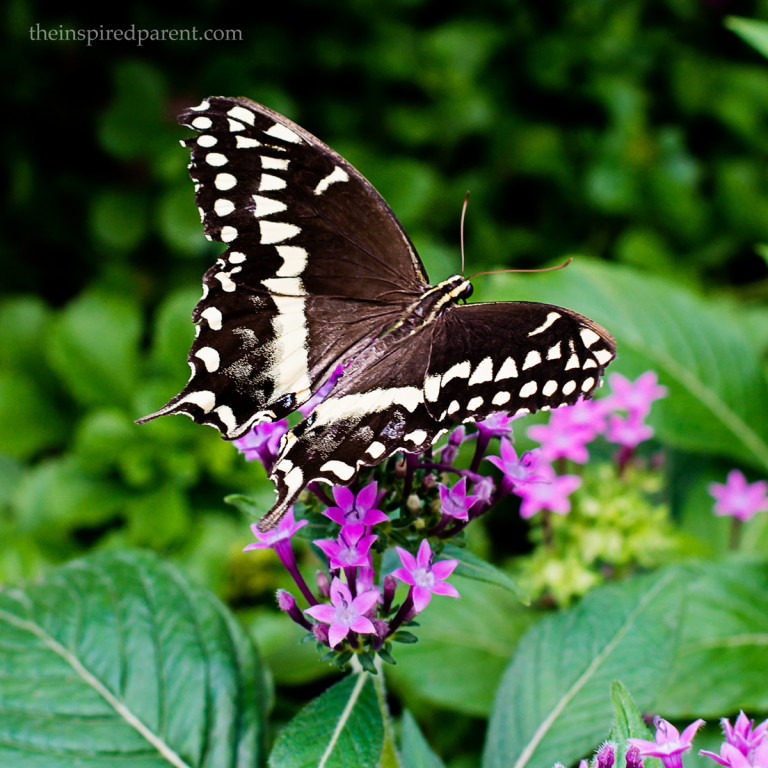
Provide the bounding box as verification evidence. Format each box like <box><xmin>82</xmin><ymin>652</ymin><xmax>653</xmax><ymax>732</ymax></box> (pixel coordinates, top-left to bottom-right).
<box><xmin>468</xmin><ymin>257</ymin><xmax>573</xmax><ymax>280</ymax></box>
<box><xmin>460</xmin><ymin>191</ymin><xmax>470</xmax><ymax>275</ymax></box>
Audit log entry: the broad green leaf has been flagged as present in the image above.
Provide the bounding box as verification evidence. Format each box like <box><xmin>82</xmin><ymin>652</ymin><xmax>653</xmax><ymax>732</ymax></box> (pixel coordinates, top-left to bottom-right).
<box><xmin>727</xmin><ymin>17</ymin><xmax>768</xmax><ymax>59</ymax></box>
<box><xmin>441</xmin><ymin>543</ymin><xmax>525</xmax><ymax>600</ymax></box>
<box><xmin>268</xmin><ymin>673</ymin><xmax>383</xmax><ymax>768</ymax></box>
<box><xmin>47</xmin><ymin>289</ymin><xmax>142</xmax><ymax>408</ymax></box>
<box><xmin>399</xmin><ymin>710</ymin><xmax>447</xmax><ymax>768</ymax></box>
<box><xmin>0</xmin><ymin>550</ymin><xmax>268</xmax><ymax>767</ymax></box>
<box><xmin>482</xmin><ymin>566</ymin><xmax>687</xmax><ymax>768</ymax></box>
<box><xmin>484</xmin><ymin>260</ymin><xmax>768</xmax><ymax>472</ymax></box>
<box><xmin>608</xmin><ymin>682</ymin><xmax>662</xmax><ymax>768</ymax></box>
<box><xmin>388</xmin><ymin>577</ymin><xmax>536</xmax><ymax>717</ymax></box>
<box><xmin>656</xmin><ymin>558</ymin><xmax>768</xmax><ymax>717</ymax></box>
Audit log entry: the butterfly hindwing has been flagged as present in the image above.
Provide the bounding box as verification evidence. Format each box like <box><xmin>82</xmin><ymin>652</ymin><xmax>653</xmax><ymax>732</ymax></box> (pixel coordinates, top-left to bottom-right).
<box><xmin>139</xmin><ymin>97</ymin><xmax>428</xmax><ymax>438</ymax></box>
<box><xmin>425</xmin><ymin>301</ymin><xmax>616</xmax><ymax>425</ymax></box>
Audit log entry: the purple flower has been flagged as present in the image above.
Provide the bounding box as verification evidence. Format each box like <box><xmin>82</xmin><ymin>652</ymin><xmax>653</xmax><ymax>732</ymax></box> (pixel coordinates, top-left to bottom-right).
<box><xmin>323</xmin><ymin>481</ymin><xmax>389</xmax><ymax>529</ymax></box>
<box><xmin>477</xmin><ymin>412</ymin><xmax>516</xmax><ymax>439</ymax></box>
<box><xmin>391</xmin><ymin>539</ymin><xmax>460</xmax><ymax>612</ymax></box>
<box><xmin>606</xmin><ymin>371</ymin><xmax>667</xmax><ymax>419</ymax></box>
<box><xmin>527</xmin><ymin>415</ymin><xmax>592</xmax><ymax>464</ymax></box>
<box><xmin>441</xmin><ymin>426</ymin><xmax>468</xmax><ymax>464</ymax></box>
<box><xmin>596</xmin><ymin>742</ymin><xmax>616</xmax><ymax>768</ymax></box>
<box><xmin>299</xmin><ymin>364</ymin><xmax>345</xmax><ymax>416</ymax></box>
<box><xmin>605</xmin><ymin>412</ymin><xmax>654</xmax><ymax>449</ymax></box>
<box><xmin>552</xmin><ymin>396</ymin><xmax>609</xmax><ymax>442</ymax></box>
<box><xmin>701</xmin><ymin>712</ymin><xmax>768</xmax><ymax>767</ymax></box>
<box><xmin>314</xmin><ymin>524</ymin><xmax>377</xmax><ymax>569</ymax></box>
<box><xmin>513</xmin><ymin>463</ymin><xmax>581</xmax><ymax>518</ymax></box>
<box><xmin>486</xmin><ymin>438</ymin><xmax>544</xmax><ymax>486</ymax></box>
<box><xmin>628</xmin><ymin>716</ymin><xmax>705</xmax><ymax>768</ymax></box>
<box><xmin>709</xmin><ymin>470</ymin><xmax>768</xmax><ymax>522</ymax></box>
<box><xmin>701</xmin><ymin>742</ymin><xmax>768</xmax><ymax>768</ymax></box>
<box><xmin>625</xmin><ymin>746</ymin><xmax>644</xmax><ymax>768</ymax></box>
<box><xmin>244</xmin><ymin>507</ymin><xmax>307</xmax><ymax>556</ymax></box>
<box><xmin>438</xmin><ymin>476</ymin><xmax>480</xmax><ymax>521</ymax></box>
<box><xmin>304</xmin><ymin>577</ymin><xmax>378</xmax><ymax>648</ymax></box>
<box><xmin>234</xmin><ymin>419</ymin><xmax>289</xmax><ymax>470</ymax></box>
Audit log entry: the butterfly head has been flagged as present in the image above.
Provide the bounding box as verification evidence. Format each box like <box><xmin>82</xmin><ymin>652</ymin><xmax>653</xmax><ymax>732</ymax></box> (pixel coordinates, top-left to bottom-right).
<box><xmin>439</xmin><ymin>274</ymin><xmax>474</xmax><ymax>304</ymax></box>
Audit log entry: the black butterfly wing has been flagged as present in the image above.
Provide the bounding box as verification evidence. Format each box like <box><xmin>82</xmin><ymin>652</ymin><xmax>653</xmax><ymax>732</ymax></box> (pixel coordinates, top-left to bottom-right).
<box><xmin>424</xmin><ymin>301</ymin><xmax>616</xmax><ymax>424</ymax></box>
<box><xmin>138</xmin><ymin>96</ymin><xmax>429</xmax><ymax>438</ymax></box>
<box><xmin>261</xmin><ymin>320</ymin><xmax>442</xmax><ymax>530</ymax></box>
<box><xmin>259</xmin><ymin>298</ymin><xmax>615</xmax><ymax>530</ymax></box>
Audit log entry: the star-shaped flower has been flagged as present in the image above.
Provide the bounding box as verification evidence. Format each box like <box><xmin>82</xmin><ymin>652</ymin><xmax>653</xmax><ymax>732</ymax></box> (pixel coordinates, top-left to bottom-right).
<box><xmin>314</xmin><ymin>524</ymin><xmax>377</xmax><ymax>569</ymax></box>
<box><xmin>391</xmin><ymin>539</ymin><xmax>459</xmax><ymax>612</ymax></box>
<box><xmin>234</xmin><ymin>419</ymin><xmax>289</xmax><ymax>470</ymax></box>
<box><xmin>323</xmin><ymin>481</ymin><xmax>389</xmax><ymax>529</ymax></box>
<box><xmin>628</xmin><ymin>716</ymin><xmax>704</xmax><ymax>768</ymax></box>
<box><xmin>486</xmin><ymin>438</ymin><xmax>543</xmax><ymax>485</ymax></box>
<box><xmin>512</xmin><ymin>463</ymin><xmax>581</xmax><ymax>519</ymax></box>
<box><xmin>304</xmin><ymin>577</ymin><xmax>378</xmax><ymax>648</ymax></box>
<box><xmin>606</xmin><ymin>371</ymin><xmax>667</xmax><ymax>419</ymax></box>
<box><xmin>709</xmin><ymin>470</ymin><xmax>768</xmax><ymax>522</ymax></box>
<box><xmin>438</xmin><ymin>476</ymin><xmax>480</xmax><ymax>521</ymax></box>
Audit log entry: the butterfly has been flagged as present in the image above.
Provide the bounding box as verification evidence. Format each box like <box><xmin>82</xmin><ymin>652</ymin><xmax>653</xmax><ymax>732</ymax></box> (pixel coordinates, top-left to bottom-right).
<box><xmin>138</xmin><ymin>97</ymin><xmax>616</xmax><ymax>531</ymax></box>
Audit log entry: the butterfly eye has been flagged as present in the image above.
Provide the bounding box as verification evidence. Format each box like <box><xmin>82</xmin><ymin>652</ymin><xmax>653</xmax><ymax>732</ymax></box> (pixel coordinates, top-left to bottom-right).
<box><xmin>461</xmin><ymin>283</ymin><xmax>474</xmax><ymax>302</ymax></box>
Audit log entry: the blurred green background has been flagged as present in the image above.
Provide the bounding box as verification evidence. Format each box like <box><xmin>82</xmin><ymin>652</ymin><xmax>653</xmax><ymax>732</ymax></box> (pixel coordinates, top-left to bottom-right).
<box><xmin>3</xmin><ymin>0</ymin><xmax>768</xmax><ymax>751</ymax></box>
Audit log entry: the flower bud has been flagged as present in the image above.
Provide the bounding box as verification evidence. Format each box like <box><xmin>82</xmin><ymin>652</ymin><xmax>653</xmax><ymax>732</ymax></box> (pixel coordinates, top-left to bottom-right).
<box><xmin>624</xmin><ymin>747</ymin><xmax>643</xmax><ymax>768</ymax></box>
<box><xmin>596</xmin><ymin>742</ymin><xmax>615</xmax><ymax>768</ymax></box>
<box><xmin>313</xmin><ymin>623</ymin><xmax>330</xmax><ymax>646</ymax></box>
<box><xmin>316</xmin><ymin>570</ymin><xmax>330</xmax><ymax>598</ymax></box>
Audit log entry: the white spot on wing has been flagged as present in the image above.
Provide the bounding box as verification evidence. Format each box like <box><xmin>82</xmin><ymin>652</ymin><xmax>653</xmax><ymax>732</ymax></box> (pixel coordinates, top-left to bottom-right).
<box><xmin>547</xmin><ymin>342</ymin><xmax>562</xmax><ymax>360</ymax></box>
<box><xmin>442</xmin><ymin>360</ymin><xmax>471</xmax><ymax>387</ymax></box>
<box><xmin>314</xmin><ymin>166</ymin><xmax>349</xmax><ymax>195</ymax></box>
<box><xmin>214</xmin><ymin>199</ymin><xmax>235</xmax><ymax>216</ymax></box>
<box><xmin>528</xmin><ymin>311</ymin><xmax>561</xmax><ymax>336</ymax></box>
<box><xmin>311</xmin><ymin>387</ymin><xmax>423</xmax><ymax>429</ymax></box>
<box><xmin>259</xmin><ymin>174</ymin><xmax>287</xmax><ymax>192</ymax></box>
<box><xmin>447</xmin><ymin>400</ymin><xmax>460</xmax><ymax>415</ymax></box>
<box><xmin>467</xmin><ymin>396</ymin><xmax>484</xmax><ymax>411</ymax></box>
<box><xmin>206</xmin><ymin>153</ymin><xmax>228</xmax><ymax>167</ymax></box>
<box><xmin>262</xmin><ymin>277</ymin><xmax>305</xmax><ymax>296</ymax></box>
<box><xmin>580</xmin><ymin>328</ymin><xmax>601</xmax><ymax>348</ymax></box>
<box><xmin>235</xmin><ymin>136</ymin><xmax>260</xmax><ymax>149</ymax></box>
<box><xmin>321</xmin><ymin>460</ymin><xmax>355</xmax><ymax>480</ymax></box>
<box><xmin>191</xmin><ymin>116</ymin><xmax>212</xmax><ymax>130</ymax></box>
<box><xmin>542</xmin><ymin>380</ymin><xmax>558</xmax><ymax>396</ymax></box>
<box><xmin>276</xmin><ymin>246</ymin><xmax>308</xmax><ymax>277</ymax></box>
<box><xmin>562</xmin><ymin>380</ymin><xmax>577</xmax><ymax>395</ymax></box>
<box><xmin>197</xmin><ymin>135</ymin><xmax>217</xmax><ymax>147</ymax></box>
<box><xmin>265</xmin><ymin>122</ymin><xmax>302</xmax><ymax>143</ymax></box>
<box><xmin>227</xmin><ymin>119</ymin><xmax>245</xmax><ymax>132</ymax></box>
<box><xmin>519</xmin><ymin>381</ymin><xmax>538</xmax><ymax>398</ymax></box>
<box><xmin>220</xmin><ymin>226</ymin><xmax>238</xmax><ymax>243</ymax></box>
<box><xmin>195</xmin><ymin>346</ymin><xmax>220</xmax><ymax>372</ymax></box>
<box><xmin>215</xmin><ymin>405</ymin><xmax>237</xmax><ymax>433</ymax></box>
<box><xmin>215</xmin><ymin>173</ymin><xmax>237</xmax><ymax>191</ymax></box>
<box><xmin>495</xmin><ymin>357</ymin><xmax>518</xmax><ymax>381</ymax></box>
<box><xmin>262</xmin><ymin>157</ymin><xmax>290</xmax><ymax>170</ymax></box>
<box><xmin>583</xmin><ymin>359</ymin><xmax>597</xmax><ymax>369</ymax></box>
<box><xmin>594</xmin><ymin>348</ymin><xmax>614</xmax><ymax>365</ymax></box>
<box><xmin>178</xmin><ymin>390</ymin><xmax>216</xmax><ymax>412</ymax></box>
<box><xmin>259</xmin><ymin>221</ymin><xmax>301</xmax><ymax>244</ymax></box>
<box><xmin>252</xmin><ymin>194</ymin><xmax>287</xmax><ymax>217</ymax></box>
<box><xmin>227</xmin><ymin>105</ymin><xmax>255</xmax><ymax>125</ymax></box>
<box><xmin>522</xmin><ymin>350</ymin><xmax>542</xmax><ymax>370</ymax></box>
<box><xmin>468</xmin><ymin>357</ymin><xmax>493</xmax><ymax>386</ymax></box>
<box><xmin>367</xmin><ymin>441</ymin><xmax>386</xmax><ymax>459</ymax></box>
<box><xmin>404</xmin><ymin>429</ymin><xmax>428</xmax><ymax>444</ymax></box>
<box><xmin>200</xmin><ymin>307</ymin><xmax>222</xmax><ymax>330</ymax></box>
<box><xmin>215</xmin><ymin>272</ymin><xmax>237</xmax><ymax>292</ymax></box>
<box><xmin>229</xmin><ymin>252</ymin><xmax>246</xmax><ymax>264</ymax></box>
<box><xmin>492</xmin><ymin>391</ymin><xmax>511</xmax><ymax>406</ymax></box>
<box><xmin>581</xmin><ymin>377</ymin><xmax>596</xmax><ymax>392</ymax></box>
<box><xmin>191</xmin><ymin>100</ymin><xmax>210</xmax><ymax>111</ymax></box>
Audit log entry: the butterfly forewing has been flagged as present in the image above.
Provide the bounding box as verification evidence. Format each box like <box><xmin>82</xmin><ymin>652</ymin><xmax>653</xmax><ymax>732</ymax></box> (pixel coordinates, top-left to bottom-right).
<box><xmin>138</xmin><ymin>96</ymin><xmax>429</xmax><ymax>438</ymax></box>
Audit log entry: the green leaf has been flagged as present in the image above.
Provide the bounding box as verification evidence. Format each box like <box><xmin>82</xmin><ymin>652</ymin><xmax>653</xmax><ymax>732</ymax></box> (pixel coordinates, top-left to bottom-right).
<box><xmin>268</xmin><ymin>673</ymin><xmax>383</xmax><ymax>768</ymax></box>
<box><xmin>387</xmin><ymin>577</ymin><xmax>536</xmax><ymax>718</ymax></box>
<box><xmin>47</xmin><ymin>289</ymin><xmax>142</xmax><ymax>408</ymax></box>
<box><xmin>441</xmin><ymin>544</ymin><xmax>526</xmax><ymax>601</ymax></box>
<box><xmin>482</xmin><ymin>566</ymin><xmax>687</xmax><ymax>768</ymax></box>
<box><xmin>726</xmin><ymin>17</ymin><xmax>768</xmax><ymax>59</ymax></box>
<box><xmin>656</xmin><ymin>558</ymin><xmax>768</xmax><ymax>717</ymax></box>
<box><xmin>485</xmin><ymin>260</ymin><xmax>768</xmax><ymax>472</ymax></box>
<box><xmin>608</xmin><ymin>681</ymin><xmax>651</xmax><ymax>743</ymax></box>
<box><xmin>399</xmin><ymin>710</ymin><xmax>447</xmax><ymax>768</ymax></box>
<box><xmin>0</xmin><ymin>550</ymin><xmax>268</xmax><ymax>767</ymax></box>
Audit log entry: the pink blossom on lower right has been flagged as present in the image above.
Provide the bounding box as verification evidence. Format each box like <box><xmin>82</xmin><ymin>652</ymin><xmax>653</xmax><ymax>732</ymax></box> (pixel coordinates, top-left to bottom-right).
<box><xmin>708</xmin><ymin>470</ymin><xmax>768</xmax><ymax>522</ymax></box>
<box><xmin>627</xmin><ymin>716</ymin><xmax>704</xmax><ymax>768</ymax></box>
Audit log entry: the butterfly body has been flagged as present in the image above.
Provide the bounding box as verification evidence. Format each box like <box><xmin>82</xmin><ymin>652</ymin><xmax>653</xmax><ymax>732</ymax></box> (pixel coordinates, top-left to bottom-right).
<box><xmin>138</xmin><ymin>96</ymin><xmax>616</xmax><ymax>530</ymax></box>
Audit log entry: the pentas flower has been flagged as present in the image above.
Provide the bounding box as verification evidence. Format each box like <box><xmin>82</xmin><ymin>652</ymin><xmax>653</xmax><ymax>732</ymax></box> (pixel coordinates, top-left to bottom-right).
<box><xmin>438</xmin><ymin>476</ymin><xmax>479</xmax><ymax>521</ymax></box>
<box><xmin>305</xmin><ymin>577</ymin><xmax>378</xmax><ymax>648</ymax></box>
<box><xmin>513</xmin><ymin>463</ymin><xmax>581</xmax><ymax>519</ymax></box>
<box><xmin>701</xmin><ymin>712</ymin><xmax>768</xmax><ymax>767</ymax></box>
<box><xmin>709</xmin><ymin>470</ymin><xmax>768</xmax><ymax>522</ymax></box>
<box><xmin>528</xmin><ymin>414</ymin><xmax>593</xmax><ymax>464</ymax></box>
<box><xmin>477</xmin><ymin>412</ymin><xmax>516</xmax><ymax>439</ymax></box>
<box><xmin>299</xmin><ymin>363</ymin><xmax>345</xmax><ymax>416</ymax></box>
<box><xmin>596</xmin><ymin>742</ymin><xmax>616</xmax><ymax>768</ymax></box>
<box><xmin>628</xmin><ymin>716</ymin><xmax>705</xmax><ymax>768</ymax></box>
<box><xmin>551</xmin><ymin>396</ymin><xmax>609</xmax><ymax>442</ymax></box>
<box><xmin>605</xmin><ymin>412</ymin><xmax>654</xmax><ymax>449</ymax></box>
<box><xmin>314</xmin><ymin>524</ymin><xmax>377</xmax><ymax>570</ymax></box>
<box><xmin>391</xmin><ymin>539</ymin><xmax>459</xmax><ymax>612</ymax></box>
<box><xmin>607</xmin><ymin>371</ymin><xmax>667</xmax><ymax>419</ymax></box>
<box><xmin>234</xmin><ymin>419</ymin><xmax>289</xmax><ymax>470</ymax></box>
<box><xmin>323</xmin><ymin>482</ymin><xmax>389</xmax><ymax>529</ymax></box>
<box><xmin>486</xmin><ymin>438</ymin><xmax>544</xmax><ymax>491</ymax></box>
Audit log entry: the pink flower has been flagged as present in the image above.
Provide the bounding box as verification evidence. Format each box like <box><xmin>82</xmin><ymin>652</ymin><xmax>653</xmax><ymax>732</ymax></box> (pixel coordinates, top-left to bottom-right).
<box><xmin>234</xmin><ymin>419</ymin><xmax>289</xmax><ymax>470</ymax></box>
<box><xmin>486</xmin><ymin>438</ymin><xmax>544</xmax><ymax>485</ymax></box>
<box><xmin>709</xmin><ymin>470</ymin><xmax>768</xmax><ymax>522</ymax></box>
<box><xmin>304</xmin><ymin>577</ymin><xmax>378</xmax><ymax>648</ymax></box>
<box><xmin>323</xmin><ymin>482</ymin><xmax>389</xmax><ymax>529</ymax></box>
<box><xmin>527</xmin><ymin>416</ymin><xmax>592</xmax><ymax>464</ymax></box>
<box><xmin>701</xmin><ymin>741</ymin><xmax>768</xmax><ymax>768</ymax></box>
<box><xmin>391</xmin><ymin>539</ymin><xmax>459</xmax><ymax>612</ymax></box>
<box><xmin>438</xmin><ymin>477</ymin><xmax>479</xmax><ymax>521</ymax></box>
<box><xmin>314</xmin><ymin>524</ymin><xmax>377</xmax><ymax>569</ymax></box>
<box><xmin>606</xmin><ymin>371</ymin><xmax>667</xmax><ymax>419</ymax></box>
<box><xmin>701</xmin><ymin>711</ymin><xmax>768</xmax><ymax>767</ymax></box>
<box><xmin>552</xmin><ymin>397</ymin><xmax>609</xmax><ymax>442</ymax></box>
<box><xmin>605</xmin><ymin>412</ymin><xmax>654</xmax><ymax>449</ymax></box>
<box><xmin>512</xmin><ymin>463</ymin><xmax>581</xmax><ymax>518</ymax></box>
<box><xmin>244</xmin><ymin>507</ymin><xmax>307</xmax><ymax>556</ymax></box>
<box><xmin>628</xmin><ymin>716</ymin><xmax>705</xmax><ymax>768</ymax></box>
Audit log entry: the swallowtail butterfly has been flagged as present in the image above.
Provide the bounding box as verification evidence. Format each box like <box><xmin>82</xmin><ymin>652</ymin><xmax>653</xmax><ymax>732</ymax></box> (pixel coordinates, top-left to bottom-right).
<box><xmin>139</xmin><ymin>97</ymin><xmax>616</xmax><ymax>530</ymax></box>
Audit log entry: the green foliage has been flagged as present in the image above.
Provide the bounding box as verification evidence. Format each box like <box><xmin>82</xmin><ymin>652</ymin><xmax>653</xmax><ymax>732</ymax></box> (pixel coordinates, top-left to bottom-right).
<box><xmin>0</xmin><ymin>549</ymin><xmax>268</xmax><ymax>767</ymax></box>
